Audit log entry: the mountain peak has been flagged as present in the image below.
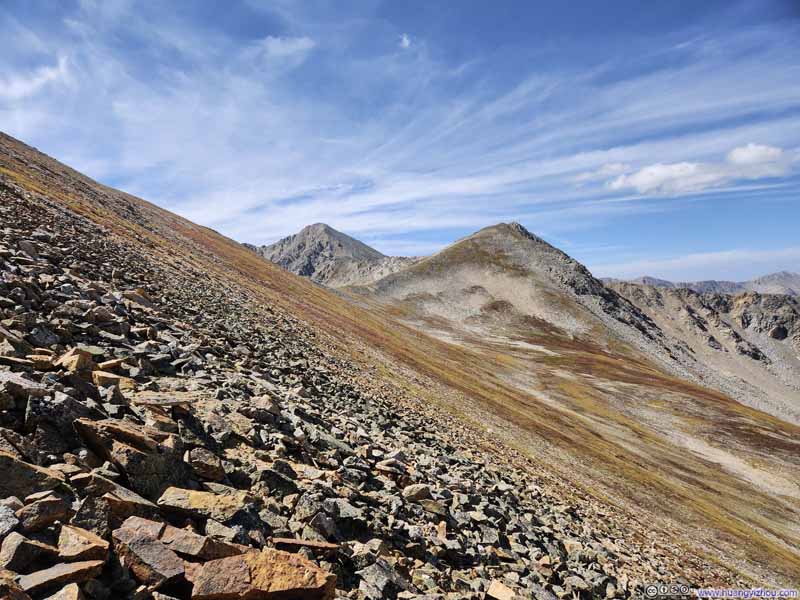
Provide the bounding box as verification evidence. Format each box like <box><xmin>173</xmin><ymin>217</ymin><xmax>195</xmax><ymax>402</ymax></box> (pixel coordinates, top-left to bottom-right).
<box><xmin>247</xmin><ymin>223</ymin><xmax>420</xmax><ymax>287</ymax></box>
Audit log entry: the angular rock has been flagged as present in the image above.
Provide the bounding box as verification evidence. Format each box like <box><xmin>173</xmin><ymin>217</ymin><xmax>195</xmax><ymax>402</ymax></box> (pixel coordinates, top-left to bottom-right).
<box><xmin>0</xmin><ymin>567</ymin><xmax>31</xmax><ymax>600</ymax></box>
<box><xmin>16</xmin><ymin>495</ymin><xmax>72</xmax><ymax>533</ymax></box>
<box><xmin>158</xmin><ymin>522</ymin><xmax>242</xmax><ymax>560</ymax></box>
<box><xmin>0</xmin><ymin>505</ymin><xmax>19</xmax><ymax>540</ymax></box>
<box><xmin>191</xmin><ymin>548</ymin><xmax>336</xmax><ymax>600</ymax></box>
<box><xmin>54</xmin><ymin>348</ymin><xmax>95</xmax><ymax>373</ymax></box>
<box><xmin>357</xmin><ymin>558</ymin><xmax>413</xmax><ymax>600</ymax></box>
<box><xmin>0</xmin><ymin>372</ymin><xmax>48</xmax><ymax>407</ymax></box>
<box><xmin>402</xmin><ymin>484</ymin><xmax>432</xmax><ymax>502</ymax></box>
<box><xmin>73</xmin><ymin>419</ymin><xmax>190</xmax><ymax>499</ymax></box>
<box><xmin>0</xmin><ymin>452</ymin><xmax>64</xmax><ymax>499</ymax></box>
<box><xmin>185</xmin><ymin>447</ymin><xmax>225</xmax><ymax>482</ymax></box>
<box><xmin>0</xmin><ymin>532</ymin><xmax>58</xmax><ymax>572</ymax></box>
<box><xmin>157</xmin><ymin>487</ymin><xmax>250</xmax><ymax>523</ymax></box>
<box><xmin>58</xmin><ymin>525</ymin><xmax>110</xmax><ymax>562</ymax></box>
<box><xmin>43</xmin><ymin>583</ymin><xmax>85</xmax><ymax>600</ymax></box>
<box><xmin>91</xmin><ymin>371</ymin><xmax>135</xmax><ymax>390</ymax></box>
<box><xmin>487</xmin><ymin>579</ymin><xmax>517</xmax><ymax>600</ymax></box>
<box><xmin>18</xmin><ymin>560</ymin><xmax>104</xmax><ymax>595</ymax></box>
<box><xmin>112</xmin><ymin>521</ymin><xmax>184</xmax><ymax>588</ymax></box>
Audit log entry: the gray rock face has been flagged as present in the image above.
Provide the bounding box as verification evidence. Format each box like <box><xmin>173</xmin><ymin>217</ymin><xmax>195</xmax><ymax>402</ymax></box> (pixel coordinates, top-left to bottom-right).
<box><xmin>246</xmin><ymin>223</ymin><xmax>419</xmax><ymax>287</ymax></box>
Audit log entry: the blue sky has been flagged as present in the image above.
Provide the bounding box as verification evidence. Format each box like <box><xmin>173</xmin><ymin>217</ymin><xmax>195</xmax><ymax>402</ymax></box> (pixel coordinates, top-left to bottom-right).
<box><xmin>1</xmin><ymin>0</ymin><xmax>799</xmax><ymax>281</ymax></box>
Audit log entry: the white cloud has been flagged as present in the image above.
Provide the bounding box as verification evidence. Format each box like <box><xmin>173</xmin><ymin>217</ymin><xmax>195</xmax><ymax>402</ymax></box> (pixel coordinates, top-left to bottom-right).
<box><xmin>607</xmin><ymin>143</ymin><xmax>792</xmax><ymax>195</ymax></box>
<box><xmin>574</xmin><ymin>162</ymin><xmax>631</xmax><ymax>183</ymax></box>
<box><xmin>727</xmin><ymin>142</ymin><xmax>783</xmax><ymax>165</ymax></box>
<box><xmin>256</xmin><ymin>35</ymin><xmax>315</xmax><ymax>58</ymax></box>
<box><xmin>608</xmin><ymin>162</ymin><xmax>727</xmax><ymax>194</ymax></box>
<box><xmin>0</xmin><ymin>55</ymin><xmax>69</xmax><ymax>100</ymax></box>
<box><xmin>399</xmin><ymin>33</ymin><xmax>411</xmax><ymax>49</ymax></box>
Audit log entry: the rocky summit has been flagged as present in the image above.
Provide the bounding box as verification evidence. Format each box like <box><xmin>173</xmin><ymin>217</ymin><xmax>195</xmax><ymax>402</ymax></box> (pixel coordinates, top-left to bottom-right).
<box><xmin>0</xmin><ymin>126</ymin><xmax>797</xmax><ymax>600</ymax></box>
<box><xmin>247</xmin><ymin>224</ymin><xmax>419</xmax><ymax>288</ymax></box>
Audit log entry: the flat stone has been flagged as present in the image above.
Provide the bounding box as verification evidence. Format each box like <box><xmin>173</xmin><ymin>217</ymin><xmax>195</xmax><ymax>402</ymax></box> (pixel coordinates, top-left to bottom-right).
<box><xmin>54</xmin><ymin>348</ymin><xmax>95</xmax><ymax>373</ymax></box>
<box><xmin>43</xmin><ymin>583</ymin><xmax>85</xmax><ymax>599</ymax></box>
<box><xmin>112</xmin><ymin>522</ymin><xmax>184</xmax><ymax>588</ymax></box>
<box><xmin>0</xmin><ymin>505</ymin><xmax>20</xmax><ymax>540</ymax></box>
<box><xmin>487</xmin><ymin>579</ymin><xmax>518</xmax><ymax>600</ymax></box>
<box><xmin>0</xmin><ymin>567</ymin><xmax>31</xmax><ymax>600</ymax></box>
<box><xmin>0</xmin><ymin>452</ymin><xmax>64</xmax><ymax>501</ymax></box>
<box><xmin>16</xmin><ymin>496</ymin><xmax>72</xmax><ymax>533</ymax></box>
<box><xmin>91</xmin><ymin>371</ymin><xmax>135</xmax><ymax>390</ymax></box>
<box><xmin>272</xmin><ymin>537</ymin><xmax>339</xmax><ymax>557</ymax></box>
<box><xmin>185</xmin><ymin>447</ymin><xmax>225</xmax><ymax>482</ymax></box>
<box><xmin>18</xmin><ymin>560</ymin><xmax>104</xmax><ymax>595</ymax></box>
<box><xmin>58</xmin><ymin>525</ymin><xmax>110</xmax><ymax>562</ymax></box>
<box><xmin>157</xmin><ymin>487</ymin><xmax>250</xmax><ymax>523</ymax></box>
<box><xmin>191</xmin><ymin>548</ymin><xmax>336</xmax><ymax>600</ymax></box>
<box><xmin>402</xmin><ymin>484</ymin><xmax>432</xmax><ymax>502</ymax></box>
<box><xmin>0</xmin><ymin>532</ymin><xmax>58</xmax><ymax>572</ymax></box>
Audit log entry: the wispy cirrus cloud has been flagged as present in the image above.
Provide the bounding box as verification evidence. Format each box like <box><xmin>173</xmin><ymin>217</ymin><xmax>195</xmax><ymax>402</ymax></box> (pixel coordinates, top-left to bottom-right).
<box><xmin>0</xmin><ymin>55</ymin><xmax>69</xmax><ymax>100</ymax></box>
<box><xmin>0</xmin><ymin>2</ymin><xmax>799</xmax><ymax>276</ymax></box>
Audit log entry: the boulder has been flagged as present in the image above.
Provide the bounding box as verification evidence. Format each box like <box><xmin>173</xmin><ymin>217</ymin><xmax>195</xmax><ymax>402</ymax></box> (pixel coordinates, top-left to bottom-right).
<box><xmin>191</xmin><ymin>548</ymin><xmax>336</xmax><ymax>600</ymax></box>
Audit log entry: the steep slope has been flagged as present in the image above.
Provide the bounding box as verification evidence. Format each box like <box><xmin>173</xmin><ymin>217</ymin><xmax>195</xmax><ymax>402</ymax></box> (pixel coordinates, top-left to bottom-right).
<box><xmin>346</xmin><ymin>222</ymin><xmax>800</xmax><ymax>585</ymax></box>
<box><xmin>608</xmin><ymin>283</ymin><xmax>800</xmax><ymax>423</ymax></box>
<box><xmin>1</xmin><ymin>132</ymin><xmax>800</xmax><ymax>593</ymax></box>
<box><xmin>248</xmin><ymin>223</ymin><xmax>418</xmax><ymax>287</ymax></box>
<box><xmin>606</xmin><ymin>272</ymin><xmax>800</xmax><ymax>296</ymax></box>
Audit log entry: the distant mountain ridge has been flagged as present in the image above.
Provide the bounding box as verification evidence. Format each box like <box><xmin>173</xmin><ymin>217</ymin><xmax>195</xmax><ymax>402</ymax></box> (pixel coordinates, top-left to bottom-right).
<box><xmin>246</xmin><ymin>223</ymin><xmax>419</xmax><ymax>287</ymax></box>
<box><xmin>603</xmin><ymin>271</ymin><xmax>800</xmax><ymax>296</ymax></box>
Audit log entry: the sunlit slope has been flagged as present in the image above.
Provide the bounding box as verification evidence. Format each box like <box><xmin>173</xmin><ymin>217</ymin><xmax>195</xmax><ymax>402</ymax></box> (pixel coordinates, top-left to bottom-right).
<box><xmin>353</xmin><ymin>222</ymin><xmax>800</xmax><ymax>584</ymax></box>
<box><xmin>2</xmin><ymin>132</ymin><xmax>799</xmax><ymax>584</ymax></box>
